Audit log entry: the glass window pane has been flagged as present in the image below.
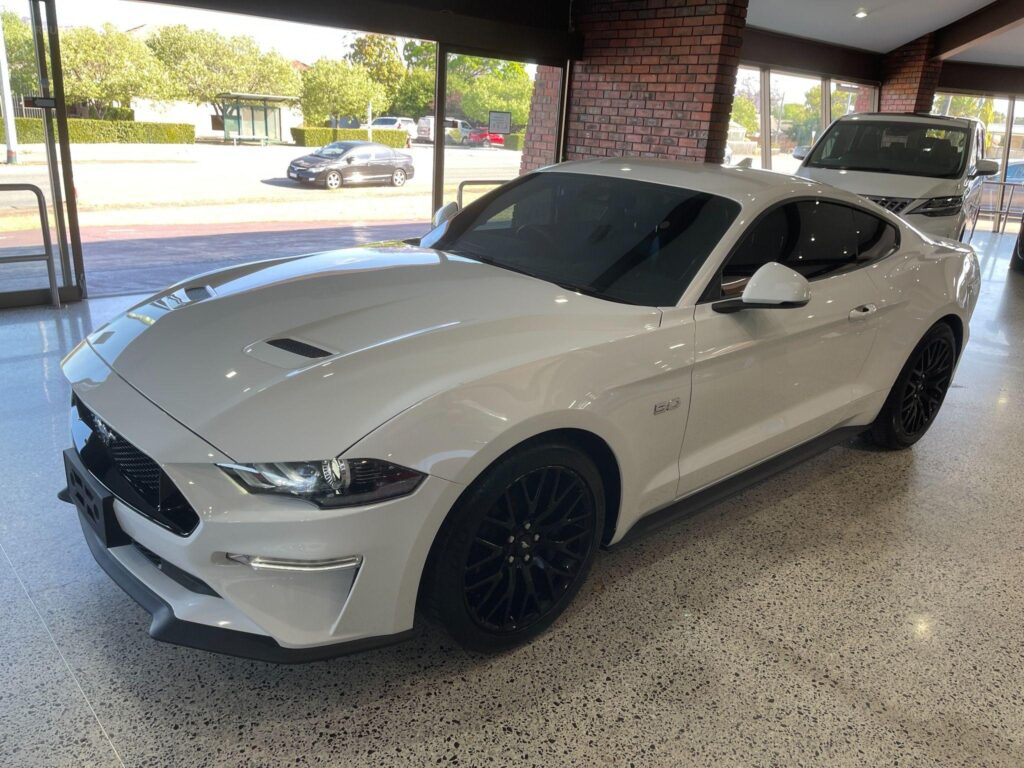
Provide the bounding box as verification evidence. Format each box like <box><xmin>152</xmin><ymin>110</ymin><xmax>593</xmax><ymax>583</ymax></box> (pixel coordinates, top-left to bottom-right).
<box><xmin>728</xmin><ymin>66</ymin><xmax>762</xmax><ymax>169</ymax></box>
<box><xmin>769</xmin><ymin>72</ymin><xmax>822</xmax><ymax>174</ymax></box>
<box><xmin>931</xmin><ymin>92</ymin><xmax>1009</xmax><ymax>161</ymax></box>
<box><xmin>830</xmin><ymin>81</ymin><xmax>876</xmax><ymax>119</ymax></box>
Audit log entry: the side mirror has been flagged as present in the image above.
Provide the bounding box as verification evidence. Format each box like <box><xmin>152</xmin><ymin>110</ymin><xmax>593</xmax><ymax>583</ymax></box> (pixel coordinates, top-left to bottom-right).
<box><xmin>713</xmin><ymin>262</ymin><xmax>811</xmax><ymax>313</ymax></box>
<box><xmin>346</xmin><ymin>156</ymin><xmax>355</xmax><ymax>164</ymax></box>
<box><xmin>973</xmin><ymin>158</ymin><xmax>999</xmax><ymax>177</ymax></box>
<box><xmin>792</xmin><ymin>146</ymin><xmax>808</xmax><ymax>160</ymax></box>
<box><xmin>432</xmin><ymin>201</ymin><xmax>460</xmax><ymax>229</ymax></box>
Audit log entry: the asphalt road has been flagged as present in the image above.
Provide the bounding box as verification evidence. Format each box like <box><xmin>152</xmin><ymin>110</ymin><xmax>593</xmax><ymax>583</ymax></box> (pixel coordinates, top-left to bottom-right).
<box><xmin>2</xmin><ymin>219</ymin><xmax>428</xmax><ymax>297</ymax></box>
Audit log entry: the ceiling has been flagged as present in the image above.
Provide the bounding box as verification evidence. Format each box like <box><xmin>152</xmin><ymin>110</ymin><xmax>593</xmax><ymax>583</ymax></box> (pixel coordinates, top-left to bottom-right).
<box><xmin>948</xmin><ymin>23</ymin><xmax>1024</xmax><ymax>65</ymax></box>
<box><xmin>745</xmin><ymin>0</ymin><xmax>994</xmax><ymax>53</ymax></box>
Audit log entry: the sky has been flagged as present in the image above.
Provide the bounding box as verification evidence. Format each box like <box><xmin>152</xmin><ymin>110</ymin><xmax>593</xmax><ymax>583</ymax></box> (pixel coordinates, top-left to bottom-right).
<box><xmin>2</xmin><ymin>0</ymin><xmax>389</xmax><ymax>63</ymax></box>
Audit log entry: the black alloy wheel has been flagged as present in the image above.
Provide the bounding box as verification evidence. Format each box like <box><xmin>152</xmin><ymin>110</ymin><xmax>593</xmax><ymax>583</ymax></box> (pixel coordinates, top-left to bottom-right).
<box><xmin>462</xmin><ymin>466</ymin><xmax>595</xmax><ymax>634</ymax></box>
<box><xmin>423</xmin><ymin>442</ymin><xmax>604</xmax><ymax>652</ymax></box>
<box><xmin>870</xmin><ymin>323</ymin><xmax>957</xmax><ymax>449</ymax></box>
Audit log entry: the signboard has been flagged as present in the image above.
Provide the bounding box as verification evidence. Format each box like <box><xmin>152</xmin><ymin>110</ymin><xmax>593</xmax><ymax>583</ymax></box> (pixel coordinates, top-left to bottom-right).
<box><xmin>23</xmin><ymin>96</ymin><xmax>55</xmax><ymax>109</ymax></box>
<box><xmin>488</xmin><ymin>111</ymin><xmax>512</xmax><ymax>135</ymax></box>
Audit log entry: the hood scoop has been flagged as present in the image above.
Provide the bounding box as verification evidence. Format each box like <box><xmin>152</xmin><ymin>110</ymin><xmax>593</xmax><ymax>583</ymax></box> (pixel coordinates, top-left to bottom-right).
<box><xmin>265</xmin><ymin>338</ymin><xmax>331</xmax><ymax>359</ymax></box>
<box><xmin>244</xmin><ymin>337</ymin><xmax>338</xmax><ymax>369</ymax></box>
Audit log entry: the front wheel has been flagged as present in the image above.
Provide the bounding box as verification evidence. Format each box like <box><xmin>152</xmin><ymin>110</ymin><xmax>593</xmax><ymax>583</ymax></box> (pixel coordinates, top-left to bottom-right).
<box><xmin>323</xmin><ymin>170</ymin><xmax>342</xmax><ymax>190</ymax></box>
<box><xmin>422</xmin><ymin>441</ymin><xmax>604</xmax><ymax>652</ymax></box>
<box><xmin>869</xmin><ymin>322</ymin><xmax>957</xmax><ymax>449</ymax></box>
<box><xmin>391</xmin><ymin>168</ymin><xmax>407</xmax><ymax>187</ymax></box>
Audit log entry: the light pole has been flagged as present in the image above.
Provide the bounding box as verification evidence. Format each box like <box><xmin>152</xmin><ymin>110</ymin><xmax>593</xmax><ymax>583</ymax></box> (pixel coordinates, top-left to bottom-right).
<box><xmin>0</xmin><ymin>14</ymin><xmax>19</xmax><ymax>164</ymax></box>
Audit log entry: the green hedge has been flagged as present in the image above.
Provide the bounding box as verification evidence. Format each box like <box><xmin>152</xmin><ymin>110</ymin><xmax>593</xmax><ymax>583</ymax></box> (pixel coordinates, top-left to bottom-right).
<box><xmin>291</xmin><ymin>126</ymin><xmax>409</xmax><ymax>149</ymax></box>
<box><xmin>504</xmin><ymin>132</ymin><xmax>526</xmax><ymax>151</ymax></box>
<box><xmin>2</xmin><ymin>117</ymin><xmax>194</xmax><ymax>144</ymax></box>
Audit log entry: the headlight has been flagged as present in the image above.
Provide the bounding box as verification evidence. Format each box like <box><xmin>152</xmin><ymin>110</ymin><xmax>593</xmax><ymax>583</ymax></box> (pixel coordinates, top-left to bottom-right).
<box><xmin>219</xmin><ymin>458</ymin><xmax>424</xmax><ymax>508</ymax></box>
<box><xmin>911</xmin><ymin>196</ymin><xmax>963</xmax><ymax>217</ymax></box>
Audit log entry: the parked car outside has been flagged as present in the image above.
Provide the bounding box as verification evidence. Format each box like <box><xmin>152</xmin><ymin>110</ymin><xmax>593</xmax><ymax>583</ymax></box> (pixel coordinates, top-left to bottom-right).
<box><xmin>361</xmin><ymin>116</ymin><xmax>417</xmax><ymax>141</ymax></box>
<box><xmin>797</xmin><ymin>113</ymin><xmax>998</xmax><ymax>241</ymax></box>
<box><xmin>59</xmin><ymin>160</ymin><xmax>979</xmax><ymax>661</ymax></box>
<box><xmin>416</xmin><ymin>116</ymin><xmax>474</xmax><ymax>144</ymax></box>
<box><xmin>467</xmin><ymin>127</ymin><xmax>505</xmax><ymax>148</ymax></box>
<box><xmin>287</xmin><ymin>141</ymin><xmax>414</xmax><ymax>189</ymax></box>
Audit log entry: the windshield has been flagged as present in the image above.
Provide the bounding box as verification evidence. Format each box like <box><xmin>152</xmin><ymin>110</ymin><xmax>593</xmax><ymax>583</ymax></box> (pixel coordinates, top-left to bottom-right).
<box><xmin>314</xmin><ymin>142</ymin><xmax>353</xmax><ymax>158</ymax></box>
<box><xmin>427</xmin><ymin>172</ymin><xmax>740</xmax><ymax>306</ymax></box>
<box><xmin>806</xmin><ymin>120</ymin><xmax>969</xmax><ymax>178</ymax></box>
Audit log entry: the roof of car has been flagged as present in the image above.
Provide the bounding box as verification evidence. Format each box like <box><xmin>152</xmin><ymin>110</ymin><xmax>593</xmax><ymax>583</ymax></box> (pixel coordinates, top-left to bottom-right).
<box><xmin>538</xmin><ymin>158</ymin><xmax>843</xmax><ymax>208</ymax></box>
<box><xmin>835</xmin><ymin>112</ymin><xmax>979</xmax><ymax>128</ymax></box>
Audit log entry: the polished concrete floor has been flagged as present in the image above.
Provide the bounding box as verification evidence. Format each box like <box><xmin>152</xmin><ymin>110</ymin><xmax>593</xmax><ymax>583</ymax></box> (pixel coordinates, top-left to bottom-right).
<box><xmin>1</xmin><ymin>230</ymin><xmax>1021</xmax><ymax>767</ymax></box>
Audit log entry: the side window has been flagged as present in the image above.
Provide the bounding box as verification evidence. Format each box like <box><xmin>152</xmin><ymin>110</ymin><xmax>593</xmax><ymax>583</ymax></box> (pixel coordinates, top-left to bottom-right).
<box><xmin>851</xmin><ymin>209</ymin><xmax>899</xmax><ymax>265</ymax></box>
<box><xmin>717</xmin><ymin>201</ymin><xmax>860</xmax><ymax>298</ymax></box>
<box><xmin>372</xmin><ymin>149</ymin><xmax>391</xmax><ymax>161</ymax></box>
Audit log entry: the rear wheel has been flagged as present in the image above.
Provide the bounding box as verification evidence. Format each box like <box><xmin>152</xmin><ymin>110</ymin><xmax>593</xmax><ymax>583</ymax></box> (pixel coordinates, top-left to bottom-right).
<box><xmin>482</xmin><ymin>139</ymin><xmax>491</xmax><ymax>148</ymax></box>
<box><xmin>391</xmin><ymin>168</ymin><xmax>407</xmax><ymax>187</ymax></box>
<box><xmin>869</xmin><ymin>323</ymin><xmax>957</xmax><ymax>449</ymax></box>
<box><xmin>324</xmin><ymin>170</ymin><xmax>342</xmax><ymax>190</ymax></box>
<box><xmin>423</xmin><ymin>441</ymin><xmax>604</xmax><ymax>652</ymax></box>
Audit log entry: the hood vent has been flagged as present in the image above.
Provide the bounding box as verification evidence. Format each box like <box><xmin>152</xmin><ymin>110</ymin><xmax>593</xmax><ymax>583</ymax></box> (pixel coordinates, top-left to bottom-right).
<box><xmin>265</xmin><ymin>337</ymin><xmax>332</xmax><ymax>359</ymax></box>
<box><xmin>184</xmin><ymin>285</ymin><xmax>214</xmax><ymax>302</ymax></box>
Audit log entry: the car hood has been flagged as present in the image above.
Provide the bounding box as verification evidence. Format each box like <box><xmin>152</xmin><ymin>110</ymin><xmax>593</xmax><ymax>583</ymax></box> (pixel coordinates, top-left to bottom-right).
<box><xmin>289</xmin><ymin>154</ymin><xmax>332</xmax><ymax>168</ymax></box>
<box><xmin>83</xmin><ymin>246</ymin><xmax>659</xmax><ymax>461</ymax></box>
<box><xmin>798</xmin><ymin>166</ymin><xmax>962</xmax><ymax>201</ymax></box>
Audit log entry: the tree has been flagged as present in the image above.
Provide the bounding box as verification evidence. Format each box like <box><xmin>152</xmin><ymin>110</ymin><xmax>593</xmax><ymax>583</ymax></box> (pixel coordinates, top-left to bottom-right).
<box><xmin>402</xmin><ymin>40</ymin><xmax>435</xmax><ymax>70</ymax></box>
<box><xmin>147</xmin><ymin>25</ymin><xmax>299</xmax><ymax>115</ymax></box>
<box><xmin>61</xmin><ymin>24</ymin><xmax>170</xmax><ymax>117</ymax></box>
<box><xmin>1</xmin><ymin>11</ymin><xmax>38</xmax><ymax>96</ymax></box>
<box><xmin>300</xmin><ymin>58</ymin><xmax>386</xmax><ymax>125</ymax></box>
<box><xmin>391</xmin><ymin>68</ymin><xmax>434</xmax><ymax>118</ymax></box>
<box><xmin>461</xmin><ymin>69</ymin><xmax>533</xmax><ymax>127</ymax></box>
<box><xmin>347</xmin><ymin>34</ymin><xmax>404</xmax><ymax>104</ymax></box>
<box><xmin>730</xmin><ymin>94</ymin><xmax>758</xmax><ymax>137</ymax></box>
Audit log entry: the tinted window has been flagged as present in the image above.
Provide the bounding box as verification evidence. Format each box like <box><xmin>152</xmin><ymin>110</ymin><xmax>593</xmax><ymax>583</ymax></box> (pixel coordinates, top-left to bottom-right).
<box><xmin>427</xmin><ymin>173</ymin><xmax>740</xmax><ymax>306</ymax></box>
<box><xmin>719</xmin><ymin>201</ymin><xmax>888</xmax><ymax>298</ymax></box>
<box><xmin>806</xmin><ymin>120</ymin><xmax>969</xmax><ymax>179</ymax></box>
<box><xmin>851</xmin><ymin>209</ymin><xmax>899</xmax><ymax>264</ymax></box>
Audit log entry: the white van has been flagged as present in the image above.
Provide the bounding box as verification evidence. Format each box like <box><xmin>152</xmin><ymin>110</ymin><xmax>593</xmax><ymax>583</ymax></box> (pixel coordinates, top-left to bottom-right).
<box><xmin>796</xmin><ymin>113</ymin><xmax>999</xmax><ymax>240</ymax></box>
<box><xmin>416</xmin><ymin>116</ymin><xmax>474</xmax><ymax>145</ymax></box>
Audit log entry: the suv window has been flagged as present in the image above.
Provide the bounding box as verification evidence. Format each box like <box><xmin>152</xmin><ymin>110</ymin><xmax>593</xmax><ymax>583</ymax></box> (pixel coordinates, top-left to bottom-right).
<box><xmin>716</xmin><ymin>201</ymin><xmax>896</xmax><ymax>298</ymax></box>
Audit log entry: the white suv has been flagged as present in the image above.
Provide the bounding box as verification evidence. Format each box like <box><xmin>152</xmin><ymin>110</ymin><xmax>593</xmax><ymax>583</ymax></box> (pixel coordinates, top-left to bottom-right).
<box><xmin>362</xmin><ymin>116</ymin><xmax>417</xmax><ymax>141</ymax></box>
<box><xmin>797</xmin><ymin>113</ymin><xmax>998</xmax><ymax>241</ymax></box>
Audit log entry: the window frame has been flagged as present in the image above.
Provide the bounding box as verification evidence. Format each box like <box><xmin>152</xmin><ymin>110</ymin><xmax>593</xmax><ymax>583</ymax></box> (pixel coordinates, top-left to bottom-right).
<box><xmin>697</xmin><ymin>195</ymin><xmax>902</xmax><ymax>304</ymax></box>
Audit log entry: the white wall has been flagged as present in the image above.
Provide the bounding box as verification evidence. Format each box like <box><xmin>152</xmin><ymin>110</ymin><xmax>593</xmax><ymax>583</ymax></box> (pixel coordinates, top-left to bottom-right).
<box><xmin>131</xmin><ymin>99</ymin><xmax>304</xmax><ymax>142</ymax></box>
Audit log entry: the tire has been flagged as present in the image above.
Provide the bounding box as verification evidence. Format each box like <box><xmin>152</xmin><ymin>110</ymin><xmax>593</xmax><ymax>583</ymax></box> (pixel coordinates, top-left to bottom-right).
<box><xmin>422</xmin><ymin>441</ymin><xmax>605</xmax><ymax>653</ymax></box>
<box><xmin>324</xmin><ymin>170</ymin><xmax>342</xmax><ymax>190</ymax></box>
<box><xmin>482</xmin><ymin>139</ymin><xmax>491</xmax><ymax>148</ymax></box>
<box><xmin>869</xmin><ymin>322</ymin><xmax>957</xmax><ymax>450</ymax></box>
<box><xmin>391</xmin><ymin>168</ymin><xmax>407</xmax><ymax>187</ymax></box>
<box><xmin>460</xmin><ymin>137</ymin><xmax>468</xmax><ymax>146</ymax></box>
<box><xmin>1012</xmin><ymin>223</ymin><xmax>1024</xmax><ymax>273</ymax></box>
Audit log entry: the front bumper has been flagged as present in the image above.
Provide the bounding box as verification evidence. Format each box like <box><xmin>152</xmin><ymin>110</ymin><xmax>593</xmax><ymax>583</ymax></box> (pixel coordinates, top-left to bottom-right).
<box><xmin>287</xmin><ymin>165</ymin><xmax>323</xmax><ymax>182</ymax></box>
<box><xmin>61</xmin><ymin>341</ymin><xmax>461</xmax><ymax>660</ymax></box>
<box><xmin>904</xmin><ymin>210</ymin><xmax>964</xmax><ymax>241</ymax></box>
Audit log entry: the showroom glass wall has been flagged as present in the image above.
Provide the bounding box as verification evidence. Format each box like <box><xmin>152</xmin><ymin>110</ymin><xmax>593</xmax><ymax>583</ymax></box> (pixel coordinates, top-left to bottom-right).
<box><xmin>932</xmin><ymin>91</ymin><xmax>1023</xmax><ymax>221</ymax></box>
<box><xmin>728</xmin><ymin>65</ymin><xmax>878</xmax><ymax>172</ymax></box>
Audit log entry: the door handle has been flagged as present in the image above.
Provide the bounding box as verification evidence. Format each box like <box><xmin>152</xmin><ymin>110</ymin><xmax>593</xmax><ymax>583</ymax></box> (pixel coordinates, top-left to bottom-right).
<box><xmin>849</xmin><ymin>303</ymin><xmax>877</xmax><ymax>321</ymax></box>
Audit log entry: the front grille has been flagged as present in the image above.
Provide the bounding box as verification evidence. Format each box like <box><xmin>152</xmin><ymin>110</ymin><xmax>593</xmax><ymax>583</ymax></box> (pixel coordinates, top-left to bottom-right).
<box><xmin>867</xmin><ymin>196</ymin><xmax>914</xmax><ymax>214</ymax></box>
<box><xmin>72</xmin><ymin>396</ymin><xmax>200</xmax><ymax>536</ymax></box>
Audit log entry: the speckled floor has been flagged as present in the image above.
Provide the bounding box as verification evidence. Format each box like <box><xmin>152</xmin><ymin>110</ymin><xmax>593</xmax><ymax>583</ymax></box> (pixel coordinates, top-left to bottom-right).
<box><xmin>1</xmin><ymin>229</ymin><xmax>1022</xmax><ymax>767</ymax></box>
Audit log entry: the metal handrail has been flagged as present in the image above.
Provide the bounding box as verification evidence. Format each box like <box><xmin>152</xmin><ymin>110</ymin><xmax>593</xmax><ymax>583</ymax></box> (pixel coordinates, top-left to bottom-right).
<box><xmin>456</xmin><ymin>178</ymin><xmax>510</xmax><ymax>208</ymax></box>
<box><xmin>0</xmin><ymin>183</ymin><xmax>59</xmax><ymax>307</ymax></box>
<box><xmin>968</xmin><ymin>180</ymin><xmax>1024</xmax><ymax>243</ymax></box>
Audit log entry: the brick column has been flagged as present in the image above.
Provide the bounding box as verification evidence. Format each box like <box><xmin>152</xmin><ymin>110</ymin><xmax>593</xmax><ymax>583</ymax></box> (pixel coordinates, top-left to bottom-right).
<box><xmin>879</xmin><ymin>34</ymin><xmax>942</xmax><ymax>113</ymax></box>
<box><xmin>520</xmin><ymin>66</ymin><xmax>563</xmax><ymax>174</ymax></box>
<box><xmin>564</xmin><ymin>0</ymin><xmax>747</xmax><ymax>164</ymax></box>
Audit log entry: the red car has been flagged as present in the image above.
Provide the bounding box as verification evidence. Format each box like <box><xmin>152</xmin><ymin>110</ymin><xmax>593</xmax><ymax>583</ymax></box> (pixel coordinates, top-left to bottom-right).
<box><xmin>467</xmin><ymin>128</ymin><xmax>505</xmax><ymax>147</ymax></box>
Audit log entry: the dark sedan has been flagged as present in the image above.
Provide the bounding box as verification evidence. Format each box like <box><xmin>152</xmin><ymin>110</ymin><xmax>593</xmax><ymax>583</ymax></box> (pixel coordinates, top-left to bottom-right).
<box><xmin>287</xmin><ymin>141</ymin><xmax>415</xmax><ymax>189</ymax></box>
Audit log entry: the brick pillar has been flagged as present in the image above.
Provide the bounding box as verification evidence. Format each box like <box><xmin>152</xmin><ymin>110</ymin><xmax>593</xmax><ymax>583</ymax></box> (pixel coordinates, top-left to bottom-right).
<box><xmin>563</xmin><ymin>0</ymin><xmax>747</xmax><ymax>164</ymax></box>
<box><xmin>879</xmin><ymin>34</ymin><xmax>941</xmax><ymax>113</ymax></box>
<box><xmin>520</xmin><ymin>66</ymin><xmax>563</xmax><ymax>174</ymax></box>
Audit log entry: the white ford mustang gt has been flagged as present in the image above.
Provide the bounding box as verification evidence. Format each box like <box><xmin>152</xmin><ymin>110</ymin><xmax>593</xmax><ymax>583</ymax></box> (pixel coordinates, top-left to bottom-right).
<box><xmin>60</xmin><ymin>160</ymin><xmax>980</xmax><ymax>660</ymax></box>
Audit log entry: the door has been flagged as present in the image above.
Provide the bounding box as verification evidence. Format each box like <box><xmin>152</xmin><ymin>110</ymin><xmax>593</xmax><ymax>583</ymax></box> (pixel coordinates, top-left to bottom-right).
<box><xmin>677</xmin><ymin>200</ymin><xmax>888</xmax><ymax>497</ymax></box>
<box><xmin>342</xmin><ymin>149</ymin><xmax>373</xmax><ymax>183</ymax></box>
<box><xmin>370</xmin><ymin>148</ymin><xmax>395</xmax><ymax>181</ymax></box>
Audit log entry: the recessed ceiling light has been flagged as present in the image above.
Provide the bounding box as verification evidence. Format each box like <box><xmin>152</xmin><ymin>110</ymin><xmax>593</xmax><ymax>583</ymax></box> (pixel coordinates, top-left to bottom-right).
<box><xmin>854</xmin><ymin>9</ymin><xmax>868</xmax><ymax>18</ymax></box>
